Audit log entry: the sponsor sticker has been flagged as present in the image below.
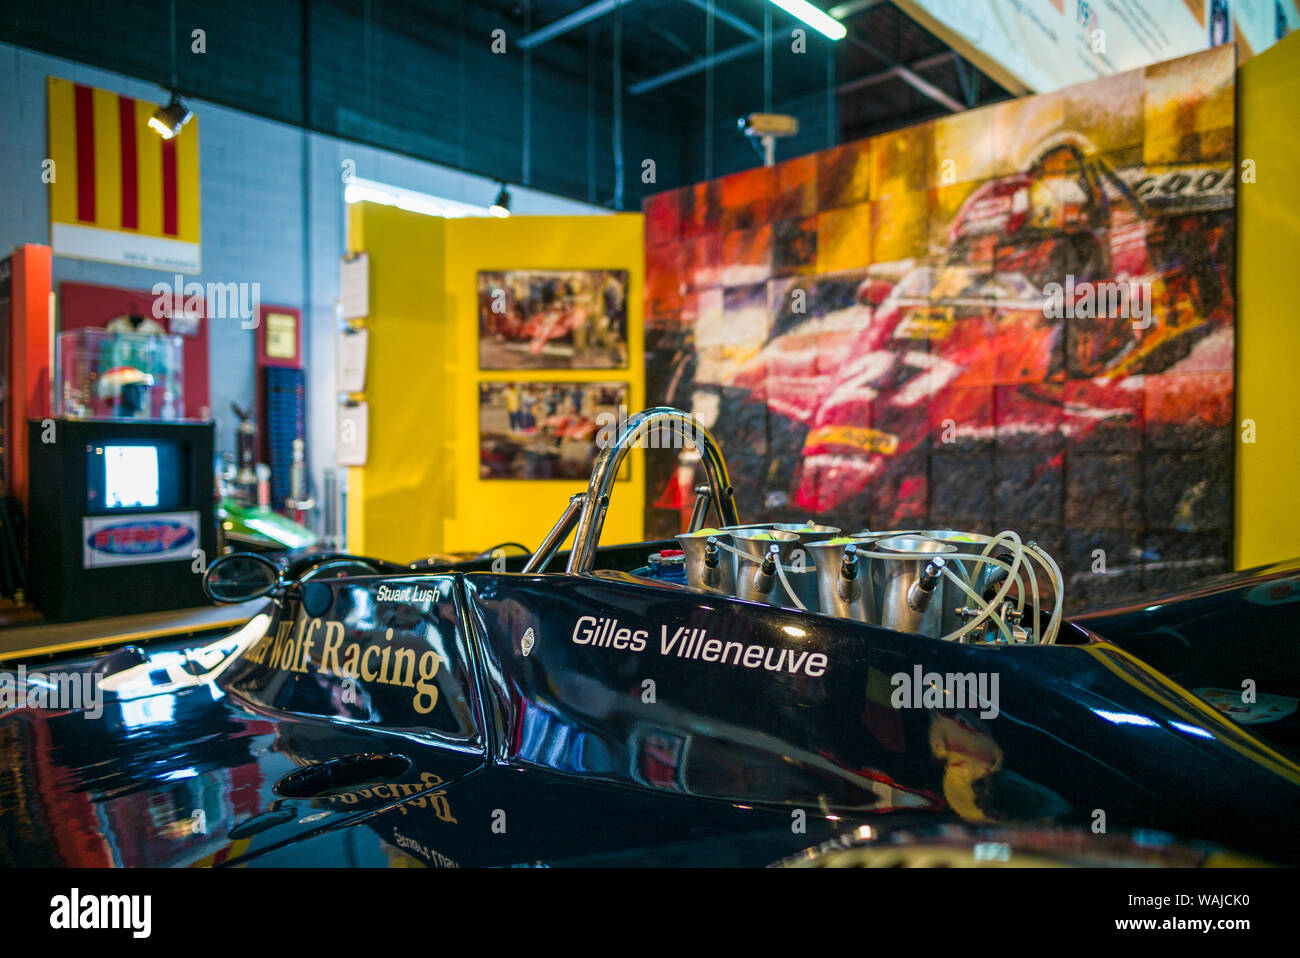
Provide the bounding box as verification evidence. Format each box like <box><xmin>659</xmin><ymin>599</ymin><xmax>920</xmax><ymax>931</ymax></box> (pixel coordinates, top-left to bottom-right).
<box><xmin>82</xmin><ymin>511</ymin><xmax>199</xmax><ymax>568</ymax></box>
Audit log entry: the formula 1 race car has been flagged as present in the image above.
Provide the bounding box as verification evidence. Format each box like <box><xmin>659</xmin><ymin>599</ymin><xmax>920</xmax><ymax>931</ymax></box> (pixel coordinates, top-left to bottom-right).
<box><xmin>0</xmin><ymin>408</ymin><xmax>1296</xmax><ymax>868</ymax></box>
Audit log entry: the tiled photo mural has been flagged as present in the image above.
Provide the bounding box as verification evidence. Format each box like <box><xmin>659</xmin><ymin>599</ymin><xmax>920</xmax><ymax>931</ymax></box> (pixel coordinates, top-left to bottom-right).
<box><xmin>642</xmin><ymin>46</ymin><xmax>1235</xmax><ymax>610</ymax></box>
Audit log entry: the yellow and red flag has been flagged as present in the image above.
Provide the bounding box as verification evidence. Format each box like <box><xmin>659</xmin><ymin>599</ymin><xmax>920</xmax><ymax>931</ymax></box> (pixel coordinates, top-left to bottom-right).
<box><xmin>47</xmin><ymin>77</ymin><xmax>201</xmax><ymax>272</ymax></box>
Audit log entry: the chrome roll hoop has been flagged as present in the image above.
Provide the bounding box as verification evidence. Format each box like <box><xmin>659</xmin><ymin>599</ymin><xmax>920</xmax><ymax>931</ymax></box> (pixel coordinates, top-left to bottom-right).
<box><xmin>522</xmin><ymin>407</ymin><xmax>739</xmax><ymax>576</ymax></box>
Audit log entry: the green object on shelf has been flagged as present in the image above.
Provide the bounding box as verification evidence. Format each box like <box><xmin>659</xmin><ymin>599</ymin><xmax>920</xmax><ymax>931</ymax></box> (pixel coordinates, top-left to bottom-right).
<box><xmin>218</xmin><ymin>499</ymin><xmax>319</xmax><ymax>552</ymax></box>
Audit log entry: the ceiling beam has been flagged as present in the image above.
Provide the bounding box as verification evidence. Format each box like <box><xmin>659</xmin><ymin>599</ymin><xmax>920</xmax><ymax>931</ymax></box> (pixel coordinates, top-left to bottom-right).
<box><xmin>844</xmin><ymin>31</ymin><xmax>963</xmax><ymax>111</ymax></box>
<box><xmin>952</xmin><ymin>52</ymin><xmax>978</xmax><ymax>108</ymax></box>
<box><xmin>518</xmin><ymin>0</ymin><xmax>638</xmax><ymax>50</ymax></box>
<box><xmin>894</xmin><ymin>61</ymin><xmax>963</xmax><ymax>111</ymax></box>
<box><xmin>628</xmin><ymin>37</ymin><xmax>765</xmax><ymax>95</ymax></box>
<box><xmin>678</xmin><ymin>0</ymin><xmax>761</xmax><ymax>39</ymax></box>
<box><xmin>836</xmin><ymin>49</ymin><xmax>953</xmax><ymax>95</ymax></box>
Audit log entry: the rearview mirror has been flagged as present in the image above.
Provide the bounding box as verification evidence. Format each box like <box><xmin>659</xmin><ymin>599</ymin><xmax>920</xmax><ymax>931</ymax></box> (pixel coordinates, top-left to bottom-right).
<box><xmin>203</xmin><ymin>552</ymin><xmax>281</xmax><ymax>604</ymax></box>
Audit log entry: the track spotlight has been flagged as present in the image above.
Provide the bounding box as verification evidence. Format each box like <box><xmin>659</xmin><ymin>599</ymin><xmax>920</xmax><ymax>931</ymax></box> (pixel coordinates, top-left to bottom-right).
<box><xmin>148</xmin><ymin>93</ymin><xmax>193</xmax><ymax>140</ymax></box>
<box><xmin>489</xmin><ymin>183</ymin><xmax>512</xmax><ymax>218</ymax></box>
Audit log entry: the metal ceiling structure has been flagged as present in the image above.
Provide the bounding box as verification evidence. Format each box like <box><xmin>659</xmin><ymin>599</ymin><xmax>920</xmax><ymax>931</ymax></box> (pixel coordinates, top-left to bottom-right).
<box><xmin>0</xmin><ymin>0</ymin><xmax>1010</xmax><ymax>209</ymax></box>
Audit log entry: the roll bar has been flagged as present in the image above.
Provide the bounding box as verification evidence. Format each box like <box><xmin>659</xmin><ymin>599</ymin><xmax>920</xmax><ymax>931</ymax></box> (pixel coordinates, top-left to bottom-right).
<box><xmin>522</xmin><ymin>407</ymin><xmax>739</xmax><ymax>576</ymax></box>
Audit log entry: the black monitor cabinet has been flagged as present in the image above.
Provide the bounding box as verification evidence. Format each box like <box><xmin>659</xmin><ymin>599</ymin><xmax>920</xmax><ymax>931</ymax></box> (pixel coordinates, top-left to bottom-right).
<box><xmin>28</xmin><ymin>419</ymin><xmax>216</xmax><ymax>621</ymax></box>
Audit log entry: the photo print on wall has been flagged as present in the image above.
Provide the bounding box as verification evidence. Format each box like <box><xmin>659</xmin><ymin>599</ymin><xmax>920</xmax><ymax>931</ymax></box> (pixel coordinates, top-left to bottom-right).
<box><xmin>478</xmin><ymin>269</ymin><xmax>629</xmax><ymax>370</ymax></box>
<box><xmin>479</xmin><ymin>380</ymin><xmax>629</xmax><ymax>481</ymax></box>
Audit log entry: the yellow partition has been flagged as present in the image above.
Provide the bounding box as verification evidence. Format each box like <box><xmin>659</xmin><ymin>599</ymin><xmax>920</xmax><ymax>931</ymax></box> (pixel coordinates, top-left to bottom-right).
<box><xmin>1236</xmin><ymin>31</ymin><xmax>1300</xmax><ymax>569</ymax></box>
<box><xmin>347</xmin><ymin>204</ymin><xmax>645</xmax><ymax>560</ymax></box>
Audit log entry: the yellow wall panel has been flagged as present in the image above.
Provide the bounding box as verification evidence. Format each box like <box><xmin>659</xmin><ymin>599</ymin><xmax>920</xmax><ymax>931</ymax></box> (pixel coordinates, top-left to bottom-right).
<box><xmin>346</xmin><ymin>204</ymin><xmax>645</xmax><ymax>561</ymax></box>
<box><xmin>346</xmin><ymin>204</ymin><xmax>448</xmax><ymax>559</ymax></box>
<box><xmin>442</xmin><ymin>214</ymin><xmax>645</xmax><ymax>555</ymax></box>
<box><xmin>1235</xmin><ymin>31</ymin><xmax>1300</xmax><ymax>569</ymax></box>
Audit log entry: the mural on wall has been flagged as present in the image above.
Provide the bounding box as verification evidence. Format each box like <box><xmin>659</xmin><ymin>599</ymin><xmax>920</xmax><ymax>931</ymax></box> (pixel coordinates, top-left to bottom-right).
<box><xmin>642</xmin><ymin>45</ymin><xmax>1235</xmax><ymax>609</ymax></box>
<box><xmin>479</xmin><ymin>381</ymin><xmax>628</xmax><ymax>480</ymax></box>
<box><xmin>478</xmin><ymin>269</ymin><xmax>629</xmax><ymax>369</ymax></box>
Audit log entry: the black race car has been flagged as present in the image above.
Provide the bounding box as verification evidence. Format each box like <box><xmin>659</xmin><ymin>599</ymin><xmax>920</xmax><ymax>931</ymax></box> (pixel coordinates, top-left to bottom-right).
<box><xmin>1</xmin><ymin>408</ymin><xmax>1296</xmax><ymax>867</ymax></box>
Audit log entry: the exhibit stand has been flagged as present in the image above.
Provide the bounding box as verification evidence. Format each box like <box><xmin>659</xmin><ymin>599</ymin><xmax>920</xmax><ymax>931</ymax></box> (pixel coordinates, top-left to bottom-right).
<box><xmin>342</xmin><ymin>208</ymin><xmax>646</xmax><ymax>560</ymax></box>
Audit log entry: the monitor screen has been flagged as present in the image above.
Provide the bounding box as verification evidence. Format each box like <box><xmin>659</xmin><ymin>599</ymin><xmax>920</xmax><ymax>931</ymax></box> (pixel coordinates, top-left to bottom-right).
<box><xmin>103</xmin><ymin>445</ymin><xmax>161</xmax><ymax>508</ymax></box>
<box><xmin>85</xmin><ymin>439</ymin><xmax>187</xmax><ymax>513</ymax></box>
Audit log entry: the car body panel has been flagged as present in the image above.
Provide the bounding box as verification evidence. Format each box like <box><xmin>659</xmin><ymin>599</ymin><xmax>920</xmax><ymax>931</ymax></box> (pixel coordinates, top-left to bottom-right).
<box><xmin>2</xmin><ymin>550</ymin><xmax>1298</xmax><ymax>867</ymax></box>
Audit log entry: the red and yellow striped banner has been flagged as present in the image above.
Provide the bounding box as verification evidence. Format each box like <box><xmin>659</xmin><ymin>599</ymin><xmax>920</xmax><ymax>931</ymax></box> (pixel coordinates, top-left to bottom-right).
<box><xmin>47</xmin><ymin>77</ymin><xmax>201</xmax><ymax>272</ymax></box>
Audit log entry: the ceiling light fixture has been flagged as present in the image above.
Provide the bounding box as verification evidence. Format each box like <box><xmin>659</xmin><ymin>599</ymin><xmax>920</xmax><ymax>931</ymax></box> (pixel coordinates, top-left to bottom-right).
<box><xmin>767</xmin><ymin>0</ymin><xmax>847</xmax><ymax>40</ymax></box>
<box><xmin>489</xmin><ymin>183</ymin><xmax>512</xmax><ymax>218</ymax></box>
<box><xmin>343</xmin><ymin>177</ymin><xmax>495</xmax><ymax>218</ymax></box>
<box><xmin>148</xmin><ymin>93</ymin><xmax>193</xmax><ymax>139</ymax></box>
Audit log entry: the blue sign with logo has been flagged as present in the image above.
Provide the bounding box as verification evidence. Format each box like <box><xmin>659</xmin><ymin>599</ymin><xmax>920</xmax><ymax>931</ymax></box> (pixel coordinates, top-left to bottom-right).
<box><xmin>82</xmin><ymin>511</ymin><xmax>200</xmax><ymax>568</ymax></box>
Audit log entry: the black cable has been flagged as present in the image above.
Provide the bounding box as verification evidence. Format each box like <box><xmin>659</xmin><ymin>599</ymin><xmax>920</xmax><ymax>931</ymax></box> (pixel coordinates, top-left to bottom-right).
<box><xmin>612</xmin><ymin>1</ymin><xmax>623</xmax><ymax>210</ymax></box>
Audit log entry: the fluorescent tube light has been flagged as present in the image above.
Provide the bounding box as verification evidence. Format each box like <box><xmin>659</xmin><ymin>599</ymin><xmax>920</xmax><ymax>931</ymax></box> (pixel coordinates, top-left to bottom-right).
<box><xmin>767</xmin><ymin>0</ymin><xmax>847</xmax><ymax>40</ymax></box>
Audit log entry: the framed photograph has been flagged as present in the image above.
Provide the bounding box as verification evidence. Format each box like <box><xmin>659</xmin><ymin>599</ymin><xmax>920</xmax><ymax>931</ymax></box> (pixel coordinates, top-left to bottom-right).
<box><xmin>479</xmin><ymin>381</ymin><xmax>629</xmax><ymax>481</ymax></box>
<box><xmin>263</xmin><ymin>311</ymin><xmax>299</xmax><ymax>361</ymax></box>
<box><xmin>478</xmin><ymin>269</ymin><xmax>628</xmax><ymax>369</ymax></box>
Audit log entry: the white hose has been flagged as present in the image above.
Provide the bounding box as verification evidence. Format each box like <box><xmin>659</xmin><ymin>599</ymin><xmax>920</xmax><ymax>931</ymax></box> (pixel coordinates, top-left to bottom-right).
<box><xmin>979</xmin><ymin>530</ymin><xmax>1028</xmax><ymax>616</ymax></box>
<box><xmin>977</xmin><ymin>528</ymin><xmax>1039</xmax><ymax>641</ymax></box>
<box><xmin>939</xmin><ymin>563</ymin><xmax>1013</xmax><ymax>643</ymax></box>
<box><xmin>772</xmin><ymin>558</ymin><xmax>809</xmax><ymax>611</ymax></box>
<box><xmin>870</xmin><ymin>531</ymin><xmax>1060</xmax><ymax>644</ymax></box>
<box><xmin>940</xmin><ymin>548</ymin><xmax>1020</xmax><ymax>643</ymax></box>
<box><xmin>710</xmin><ymin>538</ymin><xmax>809</xmax><ymax>610</ymax></box>
<box><xmin>1026</xmin><ymin>541</ymin><xmax>1064</xmax><ymax>645</ymax></box>
<box><xmin>696</xmin><ymin>528</ymin><xmax>1064</xmax><ymax>645</ymax></box>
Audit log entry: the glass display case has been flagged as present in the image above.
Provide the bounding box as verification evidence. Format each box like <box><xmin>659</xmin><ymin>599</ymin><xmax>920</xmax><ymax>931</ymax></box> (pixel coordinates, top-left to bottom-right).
<box><xmin>57</xmin><ymin>327</ymin><xmax>186</xmax><ymax>420</ymax></box>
